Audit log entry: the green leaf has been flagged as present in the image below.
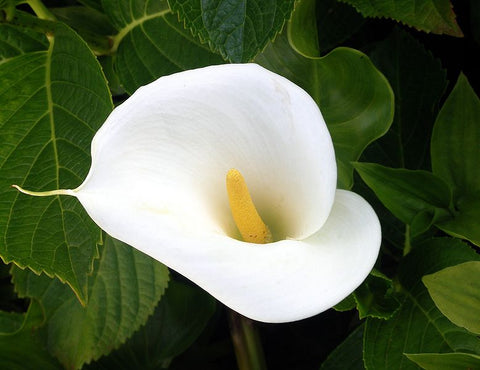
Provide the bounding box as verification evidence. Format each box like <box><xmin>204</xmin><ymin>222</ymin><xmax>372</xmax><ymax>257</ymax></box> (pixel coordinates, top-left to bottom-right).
<box><xmin>287</xmin><ymin>0</ymin><xmax>320</xmax><ymax>57</ymax></box>
<box><xmin>50</xmin><ymin>6</ymin><xmax>115</xmax><ymax>54</ymax></box>
<box><xmin>12</xmin><ymin>236</ymin><xmax>169</xmax><ymax>369</ymax></box>
<box><xmin>256</xmin><ymin>33</ymin><xmax>394</xmax><ymax>189</ymax></box>
<box><xmin>339</xmin><ymin>0</ymin><xmax>463</xmax><ymax>37</ymax></box>
<box><xmin>423</xmin><ymin>261</ymin><xmax>480</xmax><ymax>335</ymax></box>
<box><xmin>0</xmin><ymin>301</ymin><xmax>62</xmax><ymax>370</ymax></box>
<box><xmin>353</xmin><ymin>270</ymin><xmax>401</xmax><ymax>320</ymax></box>
<box><xmin>0</xmin><ymin>23</ymin><xmax>48</xmax><ymax>63</ymax></box>
<box><xmin>334</xmin><ymin>294</ymin><xmax>356</xmax><ymax>312</ymax></box>
<box><xmin>316</xmin><ymin>0</ymin><xmax>365</xmax><ymax>54</ymax></box>
<box><xmin>435</xmin><ymin>194</ymin><xmax>480</xmax><ymax>246</ymax></box>
<box><xmin>320</xmin><ymin>324</ymin><xmax>365</xmax><ymax>370</ymax></box>
<box><xmin>86</xmin><ymin>280</ymin><xmax>216</xmax><ymax>369</ymax></box>
<box><xmin>103</xmin><ymin>0</ymin><xmax>224</xmax><ymax>94</ymax></box>
<box><xmin>365</xmin><ymin>27</ymin><xmax>447</xmax><ymax>169</ymax></box>
<box><xmin>405</xmin><ymin>352</ymin><xmax>480</xmax><ymax>370</ymax></box>
<box><xmin>364</xmin><ymin>238</ymin><xmax>480</xmax><ymax>370</ymax></box>
<box><xmin>354</xmin><ymin>163</ymin><xmax>452</xmax><ymax>235</ymax></box>
<box><xmin>168</xmin><ymin>0</ymin><xmax>296</xmax><ymax>62</ymax></box>
<box><xmin>0</xmin><ymin>23</ymin><xmax>112</xmax><ymax>303</ymax></box>
<box><xmin>431</xmin><ymin>73</ymin><xmax>480</xmax><ymax>199</ymax></box>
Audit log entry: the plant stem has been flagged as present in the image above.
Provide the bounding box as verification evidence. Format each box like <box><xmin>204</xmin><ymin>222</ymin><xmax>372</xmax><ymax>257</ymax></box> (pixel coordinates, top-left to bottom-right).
<box><xmin>228</xmin><ymin>310</ymin><xmax>267</xmax><ymax>370</ymax></box>
<box><xmin>403</xmin><ymin>224</ymin><xmax>411</xmax><ymax>256</ymax></box>
<box><xmin>27</xmin><ymin>0</ymin><xmax>56</xmax><ymax>21</ymax></box>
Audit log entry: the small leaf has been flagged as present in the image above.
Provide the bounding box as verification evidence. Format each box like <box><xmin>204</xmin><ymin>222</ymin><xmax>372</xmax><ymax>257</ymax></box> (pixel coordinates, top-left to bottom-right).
<box><xmin>423</xmin><ymin>261</ymin><xmax>480</xmax><ymax>335</ymax></box>
<box><xmin>334</xmin><ymin>294</ymin><xmax>356</xmax><ymax>312</ymax></box>
<box><xmin>12</xmin><ymin>236</ymin><xmax>169</xmax><ymax>369</ymax></box>
<box><xmin>86</xmin><ymin>281</ymin><xmax>216</xmax><ymax>369</ymax></box>
<box><xmin>0</xmin><ymin>301</ymin><xmax>62</xmax><ymax>370</ymax></box>
<box><xmin>256</xmin><ymin>33</ymin><xmax>394</xmax><ymax>189</ymax></box>
<box><xmin>354</xmin><ymin>163</ymin><xmax>452</xmax><ymax>235</ymax></box>
<box><xmin>353</xmin><ymin>270</ymin><xmax>401</xmax><ymax>320</ymax></box>
<box><xmin>436</xmin><ymin>193</ymin><xmax>480</xmax><ymax>246</ymax></box>
<box><xmin>0</xmin><ymin>23</ymin><xmax>112</xmax><ymax>303</ymax></box>
<box><xmin>102</xmin><ymin>0</ymin><xmax>224</xmax><ymax>94</ymax></box>
<box><xmin>431</xmin><ymin>73</ymin><xmax>480</xmax><ymax>199</ymax></box>
<box><xmin>320</xmin><ymin>324</ymin><xmax>365</xmax><ymax>370</ymax></box>
<box><xmin>339</xmin><ymin>0</ymin><xmax>463</xmax><ymax>37</ymax></box>
<box><xmin>364</xmin><ymin>238</ymin><xmax>480</xmax><ymax>370</ymax></box>
<box><xmin>168</xmin><ymin>0</ymin><xmax>296</xmax><ymax>62</ymax></box>
<box><xmin>405</xmin><ymin>352</ymin><xmax>480</xmax><ymax>370</ymax></box>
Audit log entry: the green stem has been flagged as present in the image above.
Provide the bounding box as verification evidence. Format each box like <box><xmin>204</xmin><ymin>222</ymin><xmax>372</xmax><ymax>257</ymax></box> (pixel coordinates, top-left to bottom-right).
<box><xmin>403</xmin><ymin>224</ymin><xmax>411</xmax><ymax>256</ymax></box>
<box><xmin>26</xmin><ymin>0</ymin><xmax>56</xmax><ymax>21</ymax></box>
<box><xmin>228</xmin><ymin>310</ymin><xmax>267</xmax><ymax>370</ymax></box>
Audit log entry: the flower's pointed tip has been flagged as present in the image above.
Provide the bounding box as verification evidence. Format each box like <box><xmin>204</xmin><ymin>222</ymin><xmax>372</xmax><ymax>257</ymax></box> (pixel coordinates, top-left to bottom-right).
<box><xmin>11</xmin><ymin>184</ymin><xmax>75</xmax><ymax>197</ymax></box>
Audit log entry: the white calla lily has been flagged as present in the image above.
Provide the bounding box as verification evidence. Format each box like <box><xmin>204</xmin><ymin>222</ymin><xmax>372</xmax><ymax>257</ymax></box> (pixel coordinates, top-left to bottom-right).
<box><xmin>15</xmin><ymin>64</ymin><xmax>381</xmax><ymax>323</ymax></box>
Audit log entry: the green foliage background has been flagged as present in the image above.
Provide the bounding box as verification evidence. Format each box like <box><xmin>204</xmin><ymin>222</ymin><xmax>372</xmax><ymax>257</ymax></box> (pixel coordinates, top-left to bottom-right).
<box><xmin>0</xmin><ymin>0</ymin><xmax>479</xmax><ymax>369</ymax></box>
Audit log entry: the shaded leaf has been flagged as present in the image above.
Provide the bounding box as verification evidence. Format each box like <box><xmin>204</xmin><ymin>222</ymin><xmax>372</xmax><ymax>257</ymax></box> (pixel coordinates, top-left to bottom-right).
<box><xmin>334</xmin><ymin>294</ymin><xmax>356</xmax><ymax>312</ymax></box>
<box><xmin>102</xmin><ymin>0</ymin><xmax>224</xmax><ymax>94</ymax></box>
<box><xmin>86</xmin><ymin>280</ymin><xmax>216</xmax><ymax>369</ymax></box>
<box><xmin>256</xmin><ymin>33</ymin><xmax>394</xmax><ymax>189</ymax></box>
<box><xmin>0</xmin><ymin>23</ymin><xmax>112</xmax><ymax>303</ymax></box>
<box><xmin>353</xmin><ymin>270</ymin><xmax>401</xmax><ymax>320</ymax></box>
<box><xmin>364</xmin><ymin>238</ymin><xmax>480</xmax><ymax>370</ymax></box>
<box><xmin>320</xmin><ymin>324</ymin><xmax>365</xmax><ymax>370</ymax></box>
<box><xmin>423</xmin><ymin>261</ymin><xmax>480</xmax><ymax>335</ymax></box>
<box><xmin>340</xmin><ymin>0</ymin><xmax>463</xmax><ymax>37</ymax></box>
<box><xmin>12</xmin><ymin>236</ymin><xmax>169</xmax><ymax>369</ymax></box>
<box><xmin>354</xmin><ymin>163</ymin><xmax>452</xmax><ymax>236</ymax></box>
<box><xmin>365</xmin><ymin>27</ymin><xmax>447</xmax><ymax>169</ymax></box>
<box><xmin>0</xmin><ymin>23</ymin><xmax>47</xmax><ymax>63</ymax></box>
<box><xmin>316</xmin><ymin>0</ymin><xmax>365</xmax><ymax>54</ymax></box>
<box><xmin>405</xmin><ymin>352</ymin><xmax>480</xmax><ymax>370</ymax></box>
<box><xmin>168</xmin><ymin>0</ymin><xmax>296</xmax><ymax>62</ymax></box>
<box><xmin>0</xmin><ymin>301</ymin><xmax>62</xmax><ymax>370</ymax></box>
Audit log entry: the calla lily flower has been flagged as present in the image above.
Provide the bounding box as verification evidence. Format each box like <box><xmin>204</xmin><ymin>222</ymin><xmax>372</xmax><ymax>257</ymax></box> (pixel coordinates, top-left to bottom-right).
<box><xmin>16</xmin><ymin>64</ymin><xmax>381</xmax><ymax>323</ymax></box>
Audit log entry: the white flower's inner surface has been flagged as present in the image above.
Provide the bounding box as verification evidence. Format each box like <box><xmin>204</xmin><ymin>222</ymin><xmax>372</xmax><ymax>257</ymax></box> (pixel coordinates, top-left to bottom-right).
<box><xmin>226</xmin><ymin>169</ymin><xmax>272</xmax><ymax>244</ymax></box>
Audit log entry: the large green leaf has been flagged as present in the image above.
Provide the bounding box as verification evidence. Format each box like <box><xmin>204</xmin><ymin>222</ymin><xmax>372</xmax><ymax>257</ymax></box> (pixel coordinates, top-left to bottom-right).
<box><xmin>339</xmin><ymin>0</ymin><xmax>463</xmax><ymax>37</ymax></box>
<box><xmin>365</xmin><ymin>28</ymin><xmax>447</xmax><ymax>169</ymax></box>
<box><xmin>12</xmin><ymin>236</ymin><xmax>169</xmax><ymax>369</ymax></box>
<box><xmin>0</xmin><ymin>300</ymin><xmax>62</xmax><ymax>370</ymax></box>
<box><xmin>319</xmin><ymin>324</ymin><xmax>365</xmax><ymax>370</ymax></box>
<box><xmin>364</xmin><ymin>238</ymin><xmax>480</xmax><ymax>370</ymax></box>
<box><xmin>0</xmin><ymin>23</ymin><xmax>112</xmax><ymax>303</ymax></box>
<box><xmin>168</xmin><ymin>0</ymin><xmax>295</xmax><ymax>62</ymax></box>
<box><xmin>431</xmin><ymin>73</ymin><xmax>480</xmax><ymax>198</ymax></box>
<box><xmin>86</xmin><ymin>280</ymin><xmax>216</xmax><ymax>369</ymax></box>
<box><xmin>102</xmin><ymin>0</ymin><xmax>224</xmax><ymax>94</ymax></box>
<box><xmin>354</xmin><ymin>163</ymin><xmax>452</xmax><ymax>236</ymax></box>
<box><xmin>405</xmin><ymin>352</ymin><xmax>480</xmax><ymax>370</ymax></box>
<box><xmin>423</xmin><ymin>261</ymin><xmax>480</xmax><ymax>335</ymax></box>
<box><xmin>431</xmin><ymin>73</ymin><xmax>480</xmax><ymax>246</ymax></box>
<box><xmin>255</xmin><ymin>33</ymin><xmax>394</xmax><ymax>189</ymax></box>
<box><xmin>0</xmin><ymin>23</ymin><xmax>47</xmax><ymax>63</ymax></box>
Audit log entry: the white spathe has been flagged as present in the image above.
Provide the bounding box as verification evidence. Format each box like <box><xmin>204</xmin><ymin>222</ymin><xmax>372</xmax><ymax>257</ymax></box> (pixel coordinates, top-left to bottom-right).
<box><xmin>72</xmin><ymin>64</ymin><xmax>381</xmax><ymax>323</ymax></box>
